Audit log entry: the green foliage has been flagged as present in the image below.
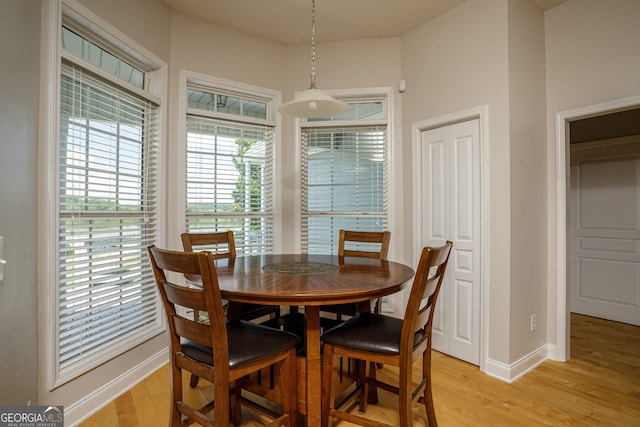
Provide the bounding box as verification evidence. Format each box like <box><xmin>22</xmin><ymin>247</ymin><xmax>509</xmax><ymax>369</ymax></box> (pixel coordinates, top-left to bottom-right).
<box><xmin>231</xmin><ymin>139</ymin><xmax>263</xmax><ymax>230</ymax></box>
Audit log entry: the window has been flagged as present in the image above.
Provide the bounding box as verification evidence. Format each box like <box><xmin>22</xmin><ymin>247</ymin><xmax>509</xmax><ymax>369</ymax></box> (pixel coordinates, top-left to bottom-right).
<box><xmin>185</xmin><ymin>81</ymin><xmax>276</xmax><ymax>255</ymax></box>
<box><xmin>301</xmin><ymin>99</ymin><xmax>389</xmax><ymax>254</ymax></box>
<box><xmin>53</xmin><ymin>6</ymin><xmax>164</xmax><ymax>385</ymax></box>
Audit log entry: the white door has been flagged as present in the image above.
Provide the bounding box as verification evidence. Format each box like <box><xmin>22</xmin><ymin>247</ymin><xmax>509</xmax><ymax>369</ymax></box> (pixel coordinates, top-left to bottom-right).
<box><xmin>418</xmin><ymin>119</ymin><xmax>481</xmax><ymax>365</ymax></box>
<box><xmin>569</xmin><ymin>154</ymin><xmax>640</xmax><ymax>326</ymax></box>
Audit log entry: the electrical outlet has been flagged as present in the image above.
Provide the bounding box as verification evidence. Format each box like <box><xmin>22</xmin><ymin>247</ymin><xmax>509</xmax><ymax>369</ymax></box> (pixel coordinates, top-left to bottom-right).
<box><xmin>530</xmin><ymin>314</ymin><xmax>537</xmax><ymax>332</ymax></box>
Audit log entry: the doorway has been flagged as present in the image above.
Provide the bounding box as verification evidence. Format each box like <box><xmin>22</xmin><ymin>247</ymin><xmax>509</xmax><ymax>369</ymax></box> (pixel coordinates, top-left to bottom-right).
<box><xmin>569</xmin><ymin>134</ymin><xmax>640</xmax><ymax>326</ymax></box>
<box><xmin>555</xmin><ymin>95</ymin><xmax>640</xmax><ymax>361</ymax></box>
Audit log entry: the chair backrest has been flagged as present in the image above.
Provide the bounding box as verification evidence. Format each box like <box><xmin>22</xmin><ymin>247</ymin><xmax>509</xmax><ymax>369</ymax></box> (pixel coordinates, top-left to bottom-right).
<box><xmin>181</xmin><ymin>231</ymin><xmax>236</xmax><ymax>260</ymax></box>
<box><xmin>401</xmin><ymin>241</ymin><xmax>453</xmax><ymax>357</ymax></box>
<box><xmin>338</xmin><ymin>229</ymin><xmax>391</xmax><ymax>260</ymax></box>
<box><xmin>147</xmin><ymin>245</ymin><xmax>229</xmax><ymax>368</ymax></box>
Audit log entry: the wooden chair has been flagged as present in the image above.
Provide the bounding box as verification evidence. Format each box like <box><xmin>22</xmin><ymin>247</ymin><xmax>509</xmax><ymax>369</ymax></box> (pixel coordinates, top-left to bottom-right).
<box><xmin>148</xmin><ymin>245</ymin><xmax>298</xmax><ymax>427</ymax></box>
<box><xmin>181</xmin><ymin>231</ymin><xmax>281</xmax><ymax>324</ymax></box>
<box><xmin>182</xmin><ymin>231</ymin><xmax>284</xmax><ymax>389</ymax></box>
<box><xmin>319</xmin><ymin>230</ymin><xmax>391</xmax><ymax>329</ymax></box>
<box><xmin>321</xmin><ymin>241</ymin><xmax>453</xmax><ymax>427</ymax></box>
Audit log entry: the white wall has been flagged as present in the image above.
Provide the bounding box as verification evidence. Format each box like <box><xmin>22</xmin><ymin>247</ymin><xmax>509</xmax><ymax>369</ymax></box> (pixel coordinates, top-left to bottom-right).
<box><xmin>401</xmin><ymin>0</ymin><xmax>514</xmax><ymax>364</ymax></box>
<box><xmin>507</xmin><ymin>0</ymin><xmax>547</xmax><ymax>361</ymax></box>
<box><xmin>0</xmin><ymin>0</ymin><xmax>41</xmax><ymax>405</ymax></box>
<box><xmin>545</xmin><ymin>0</ymin><xmax>640</xmax><ymax>347</ymax></box>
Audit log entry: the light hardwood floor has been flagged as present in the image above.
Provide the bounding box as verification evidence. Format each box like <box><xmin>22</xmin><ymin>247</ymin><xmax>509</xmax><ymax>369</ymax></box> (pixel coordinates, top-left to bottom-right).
<box><xmin>79</xmin><ymin>314</ymin><xmax>640</xmax><ymax>426</ymax></box>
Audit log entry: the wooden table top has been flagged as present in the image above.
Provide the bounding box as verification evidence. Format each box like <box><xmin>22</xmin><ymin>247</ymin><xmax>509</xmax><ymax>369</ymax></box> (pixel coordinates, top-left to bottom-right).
<box><xmin>211</xmin><ymin>253</ymin><xmax>415</xmax><ymax>306</ymax></box>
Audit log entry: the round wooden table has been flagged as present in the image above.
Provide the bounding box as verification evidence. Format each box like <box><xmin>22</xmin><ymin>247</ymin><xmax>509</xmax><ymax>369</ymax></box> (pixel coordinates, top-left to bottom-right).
<box><xmin>212</xmin><ymin>254</ymin><xmax>415</xmax><ymax>426</ymax></box>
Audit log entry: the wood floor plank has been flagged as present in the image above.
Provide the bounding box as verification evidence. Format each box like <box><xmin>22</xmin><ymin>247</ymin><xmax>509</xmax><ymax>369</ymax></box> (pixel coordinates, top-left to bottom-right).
<box><xmin>78</xmin><ymin>314</ymin><xmax>640</xmax><ymax>426</ymax></box>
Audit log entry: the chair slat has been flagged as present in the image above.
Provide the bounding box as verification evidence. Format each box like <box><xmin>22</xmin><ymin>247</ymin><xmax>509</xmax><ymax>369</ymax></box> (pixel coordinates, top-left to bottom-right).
<box><xmin>173</xmin><ymin>315</ymin><xmax>213</xmax><ymax>348</ymax></box>
<box><xmin>163</xmin><ymin>281</ymin><xmax>208</xmax><ymax>312</ymax></box>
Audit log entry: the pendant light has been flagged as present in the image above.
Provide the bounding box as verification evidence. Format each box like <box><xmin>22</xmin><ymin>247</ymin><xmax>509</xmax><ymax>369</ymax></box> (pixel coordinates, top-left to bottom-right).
<box><xmin>278</xmin><ymin>0</ymin><xmax>349</xmax><ymax>118</ymax></box>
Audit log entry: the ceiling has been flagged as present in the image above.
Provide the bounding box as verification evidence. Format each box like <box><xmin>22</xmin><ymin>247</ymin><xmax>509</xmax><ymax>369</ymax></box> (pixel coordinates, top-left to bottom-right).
<box><xmin>162</xmin><ymin>0</ymin><xmax>569</xmax><ymax>45</ymax></box>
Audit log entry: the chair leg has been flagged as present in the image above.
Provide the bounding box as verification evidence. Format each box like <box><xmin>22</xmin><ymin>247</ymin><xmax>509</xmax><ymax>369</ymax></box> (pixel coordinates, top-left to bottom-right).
<box><xmin>357</xmin><ymin>359</ymin><xmax>369</xmax><ymax>413</ymax></box>
<box><xmin>171</xmin><ymin>365</ymin><xmax>183</xmax><ymax>427</ymax></box>
<box><xmin>424</xmin><ymin>379</ymin><xmax>437</xmax><ymax>427</ymax></box>
<box><xmin>424</xmin><ymin>350</ymin><xmax>437</xmax><ymax>426</ymax></box>
<box><xmin>282</xmin><ymin>347</ymin><xmax>297</xmax><ymax>426</ymax></box>
<box><xmin>321</xmin><ymin>344</ymin><xmax>336</xmax><ymax>427</ymax></box>
<box><xmin>231</xmin><ymin>380</ymin><xmax>242</xmax><ymax>425</ymax></box>
<box><xmin>214</xmin><ymin>380</ymin><xmax>231</xmax><ymax>427</ymax></box>
<box><xmin>366</xmin><ymin>361</ymin><xmax>379</xmax><ymax>405</ymax></box>
<box><xmin>398</xmin><ymin>362</ymin><xmax>412</xmax><ymax>427</ymax></box>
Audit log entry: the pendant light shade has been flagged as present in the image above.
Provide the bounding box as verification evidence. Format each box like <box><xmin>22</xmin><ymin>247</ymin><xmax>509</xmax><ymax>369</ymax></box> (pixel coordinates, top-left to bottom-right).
<box><xmin>278</xmin><ymin>0</ymin><xmax>348</xmax><ymax>119</ymax></box>
<box><xmin>279</xmin><ymin>88</ymin><xmax>348</xmax><ymax>118</ymax></box>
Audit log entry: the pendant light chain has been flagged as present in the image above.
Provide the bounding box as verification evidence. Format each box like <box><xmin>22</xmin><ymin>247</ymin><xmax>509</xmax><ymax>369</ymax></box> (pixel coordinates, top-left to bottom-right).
<box><xmin>278</xmin><ymin>0</ymin><xmax>348</xmax><ymax>118</ymax></box>
<box><xmin>310</xmin><ymin>0</ymin><xmax>317</xmax><ymax>89</ymax></box>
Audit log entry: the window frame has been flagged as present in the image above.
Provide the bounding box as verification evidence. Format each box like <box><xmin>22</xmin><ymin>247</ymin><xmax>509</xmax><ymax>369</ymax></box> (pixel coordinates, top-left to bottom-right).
<box><xmin>301</xmin><ymin>122</ymin><xmax>389</xmax><ymax>253</ymax></box>
<box><xmin>298</xmin><ymin>90</ymin><xmax>393</xmax><ymax>251</ymax></box>
<box><xmin>177</xmin><ymin>70</ymin><xmax>282</xmax><ymax>255</ymax></box>
<box><xmin>40</xmin><ymin>0</ymin><xmax>167</xmax><ymax>389</ymax></box>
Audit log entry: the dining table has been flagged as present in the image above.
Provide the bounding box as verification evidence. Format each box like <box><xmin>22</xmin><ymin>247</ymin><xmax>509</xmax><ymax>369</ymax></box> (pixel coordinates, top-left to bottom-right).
<box><xmin>209</xmin><ymin>253</ymin><xmax>415</xmax><ymax>426</ymax></box>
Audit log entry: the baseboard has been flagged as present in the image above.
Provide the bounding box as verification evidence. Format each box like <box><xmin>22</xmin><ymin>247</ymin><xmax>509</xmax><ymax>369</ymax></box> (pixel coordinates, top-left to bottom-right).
<box><xmin>546</xmin><ymin>343</ymin><xmax>559</xmax><ymax>361</ymax></box>
<box><xmin>64</xmin><ymin>348</ymin><xmax>169</xmax><ymax>426</ymax></box>
<box><xmin>484</xmin><ymin>344</ymin><xmax>549</xmax><ymax>383</ymax></box>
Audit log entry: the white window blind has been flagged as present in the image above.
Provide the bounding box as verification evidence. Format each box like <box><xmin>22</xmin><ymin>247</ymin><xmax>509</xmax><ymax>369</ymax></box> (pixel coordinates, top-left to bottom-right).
<box><xmin>301</xmin><ymin>124</ymin><xmax>388</xmax><ymax>254</ymax></box>
<box><xmin>185</xmin><ymin>115</ymin><xmax>274</xmax><ymax>255</ymax></box>
<box><xmin>57</xmin><ymin>59</ymin><xmax>161</xmax><ymax>381</ymax></box>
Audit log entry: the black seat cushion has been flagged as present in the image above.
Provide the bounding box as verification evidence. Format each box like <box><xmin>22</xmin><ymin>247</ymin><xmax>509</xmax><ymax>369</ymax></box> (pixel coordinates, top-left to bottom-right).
<box><xmin>321</xmin><ymin>312</ymin><xmax>425</xmax><ymax>355</ymax></box>
<box><xmin>181</xmin><ymin>319</ymin><xmax>299</xmax><ymax>369</ymax></box>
